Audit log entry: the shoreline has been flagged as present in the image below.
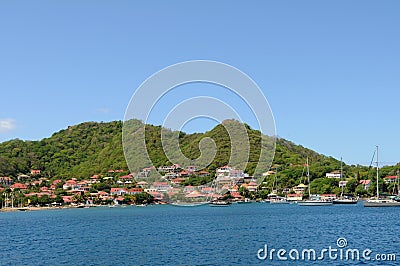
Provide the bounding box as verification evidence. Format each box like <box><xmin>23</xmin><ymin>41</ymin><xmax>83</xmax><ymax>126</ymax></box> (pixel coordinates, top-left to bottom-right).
<box><xmin>0</xmin><ymin>206</ymin><xmax>75</xmax><ymax>212</ymax></box>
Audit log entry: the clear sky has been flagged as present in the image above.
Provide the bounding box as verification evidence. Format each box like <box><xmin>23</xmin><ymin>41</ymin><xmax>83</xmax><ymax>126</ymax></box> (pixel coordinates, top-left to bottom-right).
<box><xmin>0</xmin><ymin>1</ymin><xmax>399</xmax><ymax>166</ymax></box>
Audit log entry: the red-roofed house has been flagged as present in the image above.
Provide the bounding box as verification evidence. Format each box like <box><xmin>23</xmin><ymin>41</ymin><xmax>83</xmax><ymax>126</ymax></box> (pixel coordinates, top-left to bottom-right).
<box><xmin>151</xmin><ymin>182</ymin><xmax>170</xmax><ymax>192</ymax></box>
<box><xmin>52</xmin><ymin>179</ymin><xmax>62</xmax><ymax>185</ymax></box>
<box><xmin>231</xmin><ymin>191</ymin><xmax>244</xmax><ymax>201</ymax></box>
<box><xmin>171</xmin><ymin>178</ymin><xmax>185</xmax><ymax>185</ymax></box>
<box><xmin>63</xmin><ymin>180</ymin><xmax>78</xmax><ymax>190</ymax></box>
<box><xmin>148</xmin><ymin>191</ymin><xmax>163</xmax><ymax>201</ymax></box>
<box><xmin>197</xmin><ymin>170</ymin><xmax>210</xmax><ymax>177</ymax></box>
<box><xmin>110</xmin><ymin>188</ymin><xmax>128</xmax><ymax>196</ymax></box>
<box><xmin>40</xmin><ymin>186</ymin><xmax>49</xmax><ymax>192</ymax></box>
<box><xmin>118</xmin><ymin>175</ymin><xmax>133</xmax><ymax>185</ymax></box>
<box><xmin>98</xmin><ymin>191</ymin><xmax>110</xmax><ymax>200</ymax></box>
<box><xmin>62</xmin><ymin>196</ymin><xmax>73</xmax><ymax>204</ymax></box>
<box><xmin>10</xmin><ymin>183</ymin><xmax>28</xmax><ymax>190</ymax></box>
<box><xmin>30</xmin><ymin>169</ymin><xmax>41</xmax><ymax>176</ymax></box>
<box><xmin>31</xmin><ymin>180</ymin><xmax>42</xmax><ymax>186</ymax></box>
<box><xmin>137</xmin><ymin>181</ymin><xmax>148</xmax><ymax>186</ymax></box>
<box><xmin>247</xmin><ymin>181</ymin><xmax>258</xmax><ymax>192</ymax></box>
<box><xmin>179</xmin><ymin>170</ymin><xmax>189</xmax><ymax>177</ymax></box>
<box><xmin>185</xmin><ymin>191</ymin><xmax>206</xmax><ymax>198</ymax></box>
<box><xmin>359</xmin><ymin>180</ymin><xmax>372</xmax><ymax>190</ymax></box>
<box><xmin>384</xmin><ymin>176</ymin><xmax>398</xmax><ymax>184</ymax></box>
<box><xmin>90</xmin><ymin>175</ymin><xmax>100</xmax><ymax>184</ymax></box>
<box><xmin>129</xmin><ymin>188</ymin><xmax>143</xmax><ymax>195</ymax></box>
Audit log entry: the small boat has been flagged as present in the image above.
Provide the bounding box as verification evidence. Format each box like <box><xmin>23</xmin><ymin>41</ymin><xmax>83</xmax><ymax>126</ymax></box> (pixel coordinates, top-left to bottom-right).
<box><xmin>209</xmin><ymin>200</ymin><xmax>231</xmax><ymax>206</ymax></box>
<box><xmin>108</xmin><ymin>204</ymin><xmax>117</xmax><ymax>208</ymax></box>
<box><xmin>297</xmin><ymin>200</ymin><xmax>332</xmax><ymax>206</ymax></box>
<box><xmin>270</xmin><ymin>196</ymin><xmax>289</xmax><ymax>204</ymax></box>
<box><xmin>332</xmin><ymin>198</ymin><xmax>358</xmax><ymax>204</ymax></box>
<box><xmin>363</xmin><ymin>146</ymin><xmax>400</xmax><ymax>207</ymax></box>
<box><xmin>17</xmin><ymin>207</ymin><xmax>30</xmax><ymax>211</ymax></box>
<box><xmin>297</xmin><ymin>157</ymin><xmax>333</xmax><ymax>206</ymax></box>
<box><xmin>171</xmin><ymin>202</ymin><xmax>207</xmax><ymax>207</ymax></box>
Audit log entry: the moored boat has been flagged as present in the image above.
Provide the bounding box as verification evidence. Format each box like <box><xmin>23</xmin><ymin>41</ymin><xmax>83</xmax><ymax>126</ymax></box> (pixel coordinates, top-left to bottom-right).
<box><xmin>297</xmin><ymin>157</ymin><xmax>333</xmax><ymax>206</ymax></box>
<box><xmin>297</xmin><ymin>200</ymin><xmax>332</xmax><ymax>206</ymax></box>
<box><xmin>332</xmin><ymin>198</ymin><xmax>358</xmax><ymax>204</ymax></box>
<box><xmin>363</xmin><ymin>146</ymin><xmax>400</xmax><ymax>207</ymax></box>
<box><xmin>171</xmin><ymin>202</ymin><xmax>207</xmax><ymax>207</ymax></box>
<box><xmin>363</xmin><ymin>197</ymin><xmax>400</xmax><ymax>207</ymax></box>
<box><xmin>270</xmin><ymin>196</ymin><xmax>289</xmax><ymax>204</ymax></box>
<box><xmin>332</xmin><ymin>158</ymin><xmax>358</xmax><ymax>204</ymax></box>
<box><xmin>209</xmin><ymin>200</ymin><xmax>231</xmax><ymax>206</ymax></box>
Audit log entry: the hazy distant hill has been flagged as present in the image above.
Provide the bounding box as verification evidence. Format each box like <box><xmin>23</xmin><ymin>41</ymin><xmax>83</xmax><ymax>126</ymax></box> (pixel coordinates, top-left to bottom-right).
<box><xmin>2</xmin><ymin>120</ymin><xmax>397</xmax><ymax>185</ymax></box>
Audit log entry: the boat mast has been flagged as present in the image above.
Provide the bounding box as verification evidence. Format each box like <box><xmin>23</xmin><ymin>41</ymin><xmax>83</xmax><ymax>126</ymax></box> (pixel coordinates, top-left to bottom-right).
<box><xmin>376</xmin><ymin>145</ymin><xmax>379</xmax><ymax>198</ymax></box>
<box><xmin>273</xmin><ymin>167</ymin><xmax>278</xmax><ymax>193</ymax></box>
<box><xmin>397</xmin><ymin>169</ymin><xmax>399</xmax><ymax>196</ymax></box>
<box><xmin>307</xmin><ymin>157</ymin><xmax>311</xmax><ymax>200</ymax></box>
<box><xmin>340</xmin><ymin>157</ymin><xmax>344</xmax><ymax>197</ymax></box>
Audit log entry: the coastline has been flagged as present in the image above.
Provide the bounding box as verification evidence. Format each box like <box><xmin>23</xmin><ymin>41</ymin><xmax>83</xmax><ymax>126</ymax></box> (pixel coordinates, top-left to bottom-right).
<box><xmin>0</xmin><ymin>206</ymin><xmax>73</xmax><ymax>212</ymax></box>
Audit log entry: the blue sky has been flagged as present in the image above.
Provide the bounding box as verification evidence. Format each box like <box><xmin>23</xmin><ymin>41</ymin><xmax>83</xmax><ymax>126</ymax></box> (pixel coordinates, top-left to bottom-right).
<box><xmin>0</xmin><ymin>1</ymin><xmax>399</xmax><ymax>166</ymax></box>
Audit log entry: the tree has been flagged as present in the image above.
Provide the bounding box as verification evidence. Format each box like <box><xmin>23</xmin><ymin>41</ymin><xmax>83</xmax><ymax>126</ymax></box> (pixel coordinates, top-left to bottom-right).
<box><xmin>71</xmin><ymin>193</ymin><xmax>84</xmax><ymax>203</ymax></box>
<box><xmin>344</xmin><ymin>178</ymin><xmax>358</xmax><ymax>194</ymax></box>
<box><xmin>133</xmin><ymin>192</ymin><xmax>154</xmax><ymax>204</ymax></box>
<box><xmin>222</xmin><ymin>191</ymin><xmax>233</xmax><ymax>200</ymax></box>
<box><xmin>239</xmin><ymin>186</ymin><xmax>250</xmax><ymax>198</ymax></box>
<box><xmin>38</xmin><ymin>195</ymin><xmax>52</xmax><ymax>206</ymax></box>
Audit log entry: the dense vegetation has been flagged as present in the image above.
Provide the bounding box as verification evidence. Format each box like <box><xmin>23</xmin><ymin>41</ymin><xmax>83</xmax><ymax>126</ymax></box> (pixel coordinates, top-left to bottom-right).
<box><xmin>1</xmin><ymin>120</ymin><xmax>399</xmax><ymax>196</ymax></box>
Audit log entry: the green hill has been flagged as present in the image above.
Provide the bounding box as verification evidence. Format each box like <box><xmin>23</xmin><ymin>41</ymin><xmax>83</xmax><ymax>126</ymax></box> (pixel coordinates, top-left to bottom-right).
<box><xmin>1</xmin><ymin>120</ymin><xmax>398</xmax><ymax>195</ymax></box>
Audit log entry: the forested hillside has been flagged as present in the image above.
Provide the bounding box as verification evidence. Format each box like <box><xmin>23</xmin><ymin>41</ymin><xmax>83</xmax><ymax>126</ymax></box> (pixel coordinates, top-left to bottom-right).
<box><xmin>0</xmin><ymin>120</ymin><xmax>399</xmax><ymax>194</ymax></box>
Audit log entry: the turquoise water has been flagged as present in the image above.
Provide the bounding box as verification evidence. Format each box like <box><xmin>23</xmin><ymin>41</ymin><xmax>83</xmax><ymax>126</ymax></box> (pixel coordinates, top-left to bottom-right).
<box><xmin>1</xmin><ymin>203</ymin><xmax>399</xmax><ymax>265</ymax></box>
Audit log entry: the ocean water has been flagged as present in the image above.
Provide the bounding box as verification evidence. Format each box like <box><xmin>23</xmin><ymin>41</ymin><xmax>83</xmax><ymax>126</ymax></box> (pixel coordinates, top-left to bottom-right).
<box><xmin>1</xmin><ymin>203</ymin><xmax>399</xmax><ymax>265</ymax></box>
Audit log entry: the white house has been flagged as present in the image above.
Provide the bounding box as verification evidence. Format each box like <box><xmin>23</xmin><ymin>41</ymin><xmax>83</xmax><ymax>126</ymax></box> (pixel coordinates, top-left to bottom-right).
<box><xmin>326</xmin><ymin>171</ymin><xmax>341</xmax><ymax>179</ymax></box>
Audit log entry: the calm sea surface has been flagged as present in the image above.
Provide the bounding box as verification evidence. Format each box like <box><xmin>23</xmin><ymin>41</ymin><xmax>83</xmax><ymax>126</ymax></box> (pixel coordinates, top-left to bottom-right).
<box><xmin>1</xmin><ymin>203</ymin><xmax>399</xmax><ymax>265</ymax></box>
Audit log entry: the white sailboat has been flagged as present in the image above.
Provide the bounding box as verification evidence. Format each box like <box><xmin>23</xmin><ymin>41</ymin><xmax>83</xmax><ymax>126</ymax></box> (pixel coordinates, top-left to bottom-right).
<box><xmin>363</xmin><ymin>146</ymin><xmax>400</xmax><ymax>207</ymax></box>
<box><xmin>269</xmin><ymin>168</ymin><xmax>289</xmax><ymax>204</ymax></box>
<box><xmin>297</xmin><ymin>157</ymin><xmax>333</xmax><ymax>206</ymax></box>
<box><xmin>332</xmin><ymin>158</ymin><xmax>358</xmax><ymax>204</ymax></box>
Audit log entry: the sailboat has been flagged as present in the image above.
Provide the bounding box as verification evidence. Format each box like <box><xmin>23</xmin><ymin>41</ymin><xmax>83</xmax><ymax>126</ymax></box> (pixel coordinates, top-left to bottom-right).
<box><xmin>363</xmin><ymin>146</ymin><xmax>400</xmax><ymax>207</ymax></box>
<box><xmin>297</xmin><ymin>157</ymin><xmax>333</xmax><ymax>206</ymax></box>
<box><xmin>269</xmin><ymin>168</ymin><xmax>289</xmax><ymax>204</ymax></box>
<box><xmin>332</xmin><ymin>158</ymin><xmax>358</xmax><ymax>204</ymax></box>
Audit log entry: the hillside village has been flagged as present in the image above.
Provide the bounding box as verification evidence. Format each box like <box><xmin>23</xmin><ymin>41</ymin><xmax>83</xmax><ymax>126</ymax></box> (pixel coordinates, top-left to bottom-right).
<box><xmin>2</xmin><ymin>162</ymin><xmax>397</xmax><ymax>208</ymax></box>
<box><xmin>1</xmin><ymin>121</ymin><xmax>400</xmax><ymax>209</ymax></box>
